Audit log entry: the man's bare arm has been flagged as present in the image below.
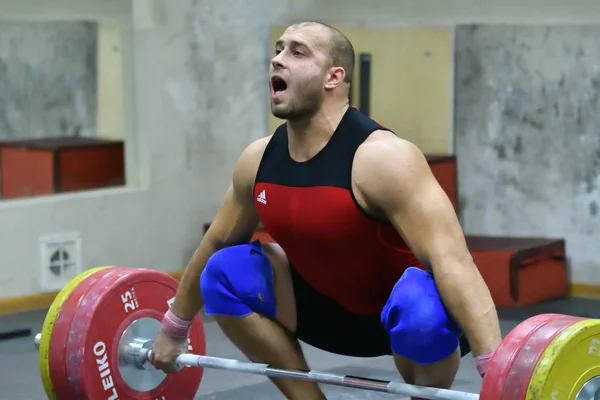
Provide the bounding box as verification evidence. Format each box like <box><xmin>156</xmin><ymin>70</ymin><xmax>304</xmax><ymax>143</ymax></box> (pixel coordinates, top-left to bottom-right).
<box><xmin>171</xmin><ymin>138</ymin><xmax>268</xmax><ymax>320</ymax></box>
<box><xmin>354</xmin><ymin>133</ymin><xmax>502</xmax><ymax>356</ymax></box>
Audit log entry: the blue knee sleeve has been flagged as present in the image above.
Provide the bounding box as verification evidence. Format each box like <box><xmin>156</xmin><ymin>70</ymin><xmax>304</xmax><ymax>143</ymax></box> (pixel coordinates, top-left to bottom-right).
<box><xmin>200</xmin><ymin>240</ymin><xmax>276</xmax><ymax>319</ymax></box>
<box><xmin>381</xmin><ymin>267</ymin><xmax>462</xmax><ymax>365</ymax></box>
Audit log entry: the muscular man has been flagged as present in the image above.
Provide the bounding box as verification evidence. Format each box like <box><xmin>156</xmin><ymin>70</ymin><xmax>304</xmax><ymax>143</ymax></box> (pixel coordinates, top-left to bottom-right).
<box><xmin>150</xmin><ymin>21</ymin><xmax>501</xmax><ymax>400</ymax></box>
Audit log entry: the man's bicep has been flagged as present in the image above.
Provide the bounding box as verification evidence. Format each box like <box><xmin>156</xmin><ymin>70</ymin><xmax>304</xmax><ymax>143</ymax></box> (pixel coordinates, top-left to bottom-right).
<box><xmin>358</xmin><ymin>137</ymin><xmax>469</xmax><ymax>268</ymax></box>
<box><xmin>206</xmin><ymin>184</ymin><xmax>260</xmax><ymax>247</ymax></box>
<box><xmin>205</xmin><ymin>140</ymin><xmax>265</xmax><ymax>247</ymax></box>
<box><xmin>390</xmin><ymin>176</ymin><xmax>469</xmax><ymax>267</ymax></box>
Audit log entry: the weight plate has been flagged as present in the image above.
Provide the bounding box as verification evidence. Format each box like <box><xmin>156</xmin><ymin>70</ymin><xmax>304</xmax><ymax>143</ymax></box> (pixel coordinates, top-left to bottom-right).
<box><xmin>502</xmin><ymin>314</ymin><xmax>584</xmax><ymax>399</ymax></box>
<box><xmin>39</xmin><ymin>266</ymin><xmax>113</xmax><ymax>400</ymax></box>
<box><xmin>65</xmin><ymin>268</ymin><xmax>205</xmax><ymax>400</ymax></box>
<box><xmin>48</xmin><ymin>267</ymin><xmax>130</xmax><ymax>400</ymax></box>
<box><xmin>481</xmin><ymin>313</ymin><xmax>581</xmax><ymax>399</ymax></box>
<box><xmin>526</xmin><ymin>318</ymin><xmax>600</xmax><ymax>399</ymax></box>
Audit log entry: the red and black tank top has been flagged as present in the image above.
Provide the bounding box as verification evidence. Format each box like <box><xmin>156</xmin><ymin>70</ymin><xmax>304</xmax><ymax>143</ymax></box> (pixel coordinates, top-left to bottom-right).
<box><xmin>253</xmin><ymin>107</ymin><xmax>424</xmax><ymax>315</ymax></box>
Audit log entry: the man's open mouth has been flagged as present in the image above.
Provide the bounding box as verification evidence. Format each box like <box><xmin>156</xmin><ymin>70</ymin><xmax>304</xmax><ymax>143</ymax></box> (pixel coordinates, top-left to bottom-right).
<box><xmin>271</xmin><ymin>76</ymin><xmax>288</xmax><ymax>96</ymax></box>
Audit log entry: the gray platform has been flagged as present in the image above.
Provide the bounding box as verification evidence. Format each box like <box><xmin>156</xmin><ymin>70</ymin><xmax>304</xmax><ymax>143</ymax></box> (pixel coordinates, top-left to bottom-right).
<box><xmin>0</xmin><ymin>296</ymin><xmax>598</xmax><ymax>399</ymax></box>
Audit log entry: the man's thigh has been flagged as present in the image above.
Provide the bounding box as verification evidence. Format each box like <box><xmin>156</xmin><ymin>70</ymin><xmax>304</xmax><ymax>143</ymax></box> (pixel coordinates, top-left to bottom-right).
<box><xmin>260</xmin><ymin>242</ymin><xmax>297</xmax><ymax>333</ymax></box>
<box><xmin>381</xmin><ymin>267</ymin><xmax>470</xmax><ymax>365</ymax></box>
<box><xmin>200</xmin><ymin>240</ymin><xmax>297</xmax><ymax>332</ymax></box>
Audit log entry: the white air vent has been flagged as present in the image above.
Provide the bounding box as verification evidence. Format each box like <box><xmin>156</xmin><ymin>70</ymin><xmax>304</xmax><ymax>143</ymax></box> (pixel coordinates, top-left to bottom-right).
<box><xmin>39</xmin><ymin>232</ymin><xmax>82</xmax><ymax>292</ymax></box>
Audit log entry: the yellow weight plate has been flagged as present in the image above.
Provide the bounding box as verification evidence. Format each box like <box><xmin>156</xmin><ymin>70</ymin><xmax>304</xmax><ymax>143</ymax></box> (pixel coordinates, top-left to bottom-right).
<box><xmin>526</xmin><ymin>318</ymin><xmax>600</xmax><ymax>400</ymax></box>
<box><xmin>38</xmin><ymin>266</ymin><xmax>114</xmax><ymax>400</ymax></box>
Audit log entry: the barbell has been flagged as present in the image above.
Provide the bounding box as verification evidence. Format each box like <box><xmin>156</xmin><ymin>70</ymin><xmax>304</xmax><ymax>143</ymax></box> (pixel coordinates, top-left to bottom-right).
<box><xmin>34</xmin><ymin>266</ymin><xmax>600</xmax><ymax>399</ymax></box>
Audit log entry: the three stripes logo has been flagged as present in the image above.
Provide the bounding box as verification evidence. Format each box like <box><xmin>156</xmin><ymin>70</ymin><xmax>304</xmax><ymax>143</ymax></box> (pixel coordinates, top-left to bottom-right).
<box><xmin>256</xmin><ymin>190</ymin><xmax>267</xmax><ymax>205</ymax></box>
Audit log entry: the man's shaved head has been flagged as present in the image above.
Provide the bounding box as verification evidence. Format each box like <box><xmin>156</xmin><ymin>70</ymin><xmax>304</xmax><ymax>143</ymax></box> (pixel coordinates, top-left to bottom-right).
<box><xmin>269</xmin><ymin>21</ymin><xmax>355</xmax><ymax>120</ymax></box>
<box><xmin>288</xmin><ymin>21</ymin><xmax>355</xmax><ymax>84</ymax></box>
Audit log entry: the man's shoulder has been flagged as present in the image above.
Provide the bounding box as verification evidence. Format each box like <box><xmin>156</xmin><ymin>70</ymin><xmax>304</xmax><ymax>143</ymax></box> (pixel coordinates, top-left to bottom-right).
<box><xmin>233</xmin><ymin>135</ymin><xmax>272</xmax><ymax>192</ymax></box>
<box><xmin>352</xmin><ymin>131</ymin><xmax>434</xmax><ymax>209</ymax></box>
<box><xmin>355</xmin><ymin>130</ymin><xmax>423</xmax><ymax>168</ymax></box>
<box><xmin>241</xmin><ymin>135</ymin><xmax>272</xmax><ymax>160</ymax></box>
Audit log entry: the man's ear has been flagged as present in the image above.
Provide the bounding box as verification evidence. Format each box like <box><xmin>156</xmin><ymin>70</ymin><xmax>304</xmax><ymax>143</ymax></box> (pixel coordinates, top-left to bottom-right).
<box><xmin>324</xmin><ymin>66</ymin><xmax>346</xmax><ymax>90</ymax></box>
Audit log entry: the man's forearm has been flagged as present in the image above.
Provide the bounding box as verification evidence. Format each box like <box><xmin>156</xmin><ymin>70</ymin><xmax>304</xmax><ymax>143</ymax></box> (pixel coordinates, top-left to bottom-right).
<box><xmin>170</xmin><ymin>239</ymin><xmax>221</xmax><ymax>321</ymax></box>
<box><xmin>434</xmin><ymin>261</ymin><xmax>502</xmax><ymax>356</ymax></box>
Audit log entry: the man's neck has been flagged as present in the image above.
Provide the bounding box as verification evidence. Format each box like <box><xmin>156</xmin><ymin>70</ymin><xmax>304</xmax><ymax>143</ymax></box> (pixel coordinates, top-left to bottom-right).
<box><xmin>287</xmin><ymin>101</ymin><xmax>350</xmax><ymax>162</ymax></box>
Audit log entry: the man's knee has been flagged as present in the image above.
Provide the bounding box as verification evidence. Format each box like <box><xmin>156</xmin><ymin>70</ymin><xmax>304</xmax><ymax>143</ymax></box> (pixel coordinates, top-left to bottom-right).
<box><xmin>381</xmin><ymin>267</ymin><xmax>462</xmax><ymax>365</ymax></box>
<box><xmin>200</xmin><ymin>240</ymin><xmax>276</xmax><ymax>319</ymax></box>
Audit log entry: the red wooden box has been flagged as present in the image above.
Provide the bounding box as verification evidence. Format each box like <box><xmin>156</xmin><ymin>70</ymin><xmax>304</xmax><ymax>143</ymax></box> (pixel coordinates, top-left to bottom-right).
<box><xmin>0</xmin><ymin>137</ymin><xmax>124</xmax><ymax>199</ymax></box>
<box><xmin>467</xmin><ymin>236</ymin><xmax>567</xmax><ymax>307</ymax></box>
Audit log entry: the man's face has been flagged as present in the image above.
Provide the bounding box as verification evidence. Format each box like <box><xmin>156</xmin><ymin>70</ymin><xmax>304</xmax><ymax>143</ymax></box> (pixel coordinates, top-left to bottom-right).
<box><xmin>269</xmin><ymin>25</ymin><xmax>332</xmax><ymax>121</ymax></box>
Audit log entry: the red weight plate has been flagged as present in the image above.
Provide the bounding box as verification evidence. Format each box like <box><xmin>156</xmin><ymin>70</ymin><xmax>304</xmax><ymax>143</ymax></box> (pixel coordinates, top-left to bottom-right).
<box><xmin>65</xmin><ymin>268</ymin><xmax>206</xmax><ymax>400</ymax></box>
<box><xmin>480</xmin><ymin>313</ymin><xmax>582</xmax><ymax>400</ymax></box>
<box><xmin>49</xmin><ymin>267</ymin><xmax>131</xmax><ymax>400</ymax></box>
<box><xmin>502</xmin><ymin>314</ymin><xmax>584</xmax><ymax>399</ymax></box>
<box><xmin>480</xmin><ymin>314</ymin><xmax>562</xmax><ymax>400</ymax></box>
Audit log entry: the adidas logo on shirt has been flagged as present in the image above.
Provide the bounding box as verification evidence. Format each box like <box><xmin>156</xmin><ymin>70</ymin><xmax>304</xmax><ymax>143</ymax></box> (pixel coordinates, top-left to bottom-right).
<box><xmin>257</xmin><ymin>190</ymin><xmax>267</xmax><ymax>205</ymax></box>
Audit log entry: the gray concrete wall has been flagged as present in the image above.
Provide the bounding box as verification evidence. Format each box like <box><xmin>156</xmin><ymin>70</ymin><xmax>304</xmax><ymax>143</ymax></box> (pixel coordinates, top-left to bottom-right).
<box><xmin>0</xmin><ymin>21</ymin><xmax>97</xmax><ymax>140</ymax></box>
<box><xmin>455</xmin><ymin>25</ymin><xmax>600</xmax><ymax>283</ymax></box>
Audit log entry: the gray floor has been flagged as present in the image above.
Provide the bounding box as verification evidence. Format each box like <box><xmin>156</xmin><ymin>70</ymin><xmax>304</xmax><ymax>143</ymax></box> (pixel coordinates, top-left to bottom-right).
<box><xmin>1</xmin><ymin>296</ymin><xmax>599</xmax><ymax>399</ymax></box>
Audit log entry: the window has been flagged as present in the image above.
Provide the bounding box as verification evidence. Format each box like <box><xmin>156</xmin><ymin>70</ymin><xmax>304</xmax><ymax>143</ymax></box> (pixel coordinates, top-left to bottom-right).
<box><xmin>0</xmin><ymin>15</ymin><xmax>134</xmax><ymax>201</ymax></box>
